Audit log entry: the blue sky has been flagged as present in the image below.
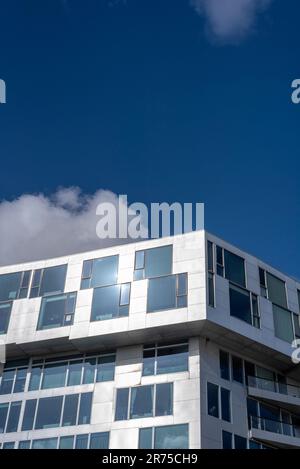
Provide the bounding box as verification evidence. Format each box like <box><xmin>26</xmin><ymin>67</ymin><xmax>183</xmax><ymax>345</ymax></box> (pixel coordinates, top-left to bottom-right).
<box><xmin>0</xmin><ymin>0</ymin><xmax>299</xmax><ymax>275</ymax></box>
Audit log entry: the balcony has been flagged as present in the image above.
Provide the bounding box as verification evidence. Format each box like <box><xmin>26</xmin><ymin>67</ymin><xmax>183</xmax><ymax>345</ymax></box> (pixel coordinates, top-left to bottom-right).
<box><xmin>249</xmin><ymin>415</ymin><xmax>300</xmax><ymax>448</ymax></box>
<box><xmin>248</xmin><ymin>376</ymin><xmax>300</xmax><ymax>413</ymax></box>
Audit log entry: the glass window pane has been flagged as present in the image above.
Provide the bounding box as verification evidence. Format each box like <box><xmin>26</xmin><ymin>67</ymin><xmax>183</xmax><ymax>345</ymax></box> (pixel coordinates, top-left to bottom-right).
<box><xmin>0</xmin><ymin>369</ymin><xmax>15</xmax><ymax>395</ymax></box>
<box><xmin>244</xmin><ymin>361</ymin><xmax>255</xmax><ymax>385</ymax></box>
<box><xmin>232</xmin><ymin>356</ymin><xmax>244</xmax><ymax>384</ymax></box>
<box><xmin>28</xmin><ymin>366</ymin><xmax>42</xmax><ymax>391</ymax></box>
<box><xmin>0</xmin><ymin>272</ymin><xmax>22</xmax><ymax>301</ymax></box>
<box><xmin>91</xmin><ymin>285</ymin><xmax>121</xmax><ymax>321</ymax></box>
<box><xmin>221</xmin><ymin>388</ymin><xmax>231</xmax><ymax>422</ymax></box>
<box><xmin>135</xmin><ymin>251</ymin><xmax>145</xmax><ymax>270</ymax></box>
<box><xmin>157</xmin><ymin>345</ymin><xmax>188</xmax><ymax>374</ymax></box>
<box><xmin>259</xmin><ymin>268</ymin><xmax>266</xmax><ymax>287</ymax></box>
<box><xmin>207</xmin><ymin>382</ymin><xmax>219</xmax><ymax>418</ymax></box>
<box><xmin>90</xmin><ymin>432</ymin><xmax>110</xmax><ymax>449</ymax></box>
<box><xmin>0</xmin><ymin>302</ymin><xmax>12</xmax><ymax>335</ymax></box>
<box><xmin>293</xmin><ymin>314</ymin><xmax>300</xmax><ymax>338</ymax></box>
<box><xmin>21</xmin><ymin>271</ymin><xmax>31</xmax><ymax>288</ymax></box>
<box><xmin>249</xmin><ymin>440</ymin><xmax>261</xmax><ymax>449</ymax></box>
<box><xmin>273</xmin><ymin>304</ymin><xmax>294</xmax><ymax>343</ymax></box>
<box><xmin>208</xmin><ymin>272</ymin><xmax>215</xmax><ymax>307</ymax></box>
<box><xmin>41</xmin><ymin>363</ymin><xmax>67</xmax><ymax>389</ymax></box>
<box><xmin>82</xmin><ymin>260</ymin><xmax>93</xmax><ymax>279</ymax></box>
<box><xmin>90</xmin><ymin>256</ymin><xmax>118</xmax><ymax>288</ymax></box>
<box><xmin>147</xmin><ymin>275</ymin><xmax>176</xmax><ymax>313</ymax></box>
<box><xmin>224</xmin><ymin>250</ymin><xmax>246</xmax><ymax>287</ymax></box>
<box><xmin>78</xmin><ymin>393</ymin><xmax>92</xmax><ymax>425</ymax></box>
<box><xmin>35</xmin><ymin>396</ymin><xmax>63</xmax><ymax>429</ymax></box>
<box><xmin>207</xmin><ymin>241</ymin><xmax>214</xmax><ymax>272</ymax></box>
<box><xmin>142</xmin><ymin>349</ymin><xmax>156</xmax><ymax>376</ymax></box>
<box><xmin>229</xmin><ymin>284</ymin><xmax>251</xmax><ymax>324</ymax></box>
<box><xmin>222</xmin><ymin>431</ymin><xmax>232</xmax><ymax>449</ymax></box>
<box><xmin>120</xmin><ymin>283</ymin><xmax>131</xmax><ymax>306</ymax></box>
<box><xmin>22</xmin><ymin>399</ymin><xmax>37</xmax><ymax>431</ymax></box>
<box><xmin>82</xmin><ymin>358</ymin><xmax>96</xmax><ymax>384</ymax></box>
<box><xmin>40</xmin><ymin>265</ymin><xmax>67</xmax><ymax>297</ymax></box>
<box><xmin>0</xmin><ymin>403</ymin><xmax>9</xmax><ymax>433</ymax></box>
<box><xmin>266</xmin><ymin>273</ymin><xmax>287</xmax><ymax>309</ymax></box>
<box><xmin>155</xmin><ymin>383</ymin><xmax>173</xmax><ymax>417</ymax></box>
<box><xmin>59</xmin><ymin>436</ymin><xmax>74</xmax><ymax>449</ymax></box>
<box><xmin>145</xmin><ymin>246</ymin><xmax>172</xmax><ymax>279</ymax></box>
<box><xmin>38</xmin><ymin>293</ymin><xmax>75</xmax><ymax>330</ymax></box>
<box><xmin>96</xmin><ymin>355</ymin><xmax>115</xmax><ymax>382</ymax></box>
<box><xmin>115</xmin><ymin>388</ymin><xmax>129</xmax><ymax>421</ymax></box>
<box><xmin>75</xmin><ymin>434</ymin><xmax>89</xmax><ymax>449</ymax></box>
<box><xmin>234</xmin><ymin>435</ymin><xmax>247</xmax><ymax>449</ymax></box>
<box><xmin>67</xmin><ymin>360</ymin><xmax>83</xmax><ymax>386</ymax></box>
<box><xmin>130</xmin><ymin>386</ymin><xmax>153</xmax><ymax>419</ymax></box>
<box><xmin>219</xmin><ymin>351</ymin><xmax>230</xmax><ymax>381</ymax></box>
<box><xmin>2</xmin><ymin>442</ymin><xmax>15</xmax><ymax>449</ymax></box>
<box><xmin>31</xmin><ymin>269</ymin><xmax>42</xmax><ymax>288</ymax></box>
<box><xmin>32</xmin><ymin>438</ymin><xmax>58</xmax><ymax>449</ymax></box>
<box><xmin>177</xmin><ymin>274</ymin><xmax>187</xmax><ymax>296</ymax></box>
<box><xmin>6</xmin><ymin>401</ymin><xmax>21</xmax><ymax>432</ymax></box>
<box><xmin>154</xmin><ymin>424</ymin><xmax>188</xmax><ymax>449</ymax></box>
<box><xmin>13</xmin><ymin>368</ymin><xmax>27</xmax><ymax>393</ymax></box>
<box><xmin>216</xmin><ymin>246</ymin><xmax>223</xmax><ymax>266</ymax></box>
<box><xmin>139</xmin><ymin>428</ymin><xmax>153</xmax><ymax>449</ymax></box>
<box><xmin>62</xmin><ymin>394</ymin><xmax>79</xmax><ymax>426</ymax></box>
<box><xmin>18</xmin><ymin>441</ymin><xmax>30</xmax><ymax>449</ymax></box>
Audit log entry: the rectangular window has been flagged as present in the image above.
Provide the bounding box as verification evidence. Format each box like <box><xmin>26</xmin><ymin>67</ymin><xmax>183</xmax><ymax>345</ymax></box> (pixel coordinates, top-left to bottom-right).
<box><xmin>41</xmin><ymin>362</ymin><xmax>67</xmax><ymax>389</ymax></box>
<box><xmin>81</xmin><ymin>255</ymin><xmax>118</xmax><ymax>290</ymax></box>
<box><xmin>208</xmin><ymin>272</ymin><xmax>215</xmax><ymax>307</ymax></box>
<box><xmin>134</xmin><ymin>245</ymin><xmax>172</xmax><ymax>280</ymax></box>
<box><xmin>78</xmin><ymin>393</ymin><xmax>93</xmax><ymax>425</ymax></box>
<box><xmin>229</xmin><ymin>284</ymin><xmax>260</xmax><ymax>328</ymax></box>
<box><xmin>298</xmin><ymin>290</ymin><xmax>300</xmax><ymax>311</ymax></box>
<box><xmin>28</xmin><ymin>366</ymin><xmax>42</xmax><ymax>391</ymax></box>
<box><xmin>130</xmin><ymin>385</ymin><xmax>153</xmax><ymax>419</ymax></box>
<box><xmin>207</xmin><ymin>240</ymin><xmax>214</xmax><ymax>273</ymax></box>
<box><xmin>147</xmin><ymin>273</ymin><xmax>187</xmax><ymax>313</ymax></box>
<box><xmin>207</xmin><ymin>382</ymin><xmax>219</xmax><ymax>418</ymax></box>
<box><xmin>216</xmin><ymin>246</ymin><xmax>224</xmax><ymax>276</ymax></box>
<box><xmin>155</xmin><ymin>383</ymin><xmax>173</xmax><ymax>417</ymax></box>
<box><xmin>273</xmin><ymin>304</ymin><xmax>294</xmax><ymax>343</ymax></box>
<box><xmin>234</xmin><ymin>435</ymin><xmax>247</xmax><ymax>449</ymax></box>
<box><xmin>18</xmin><ymin>441</ymin><xmax>31</xmax><ymax>449</ymax></box>
<box><xmin>259</xmin><ymin>268</ymin><xmax>267</xmax><ymax>298</ymax></box>
<box><xmin>75</xmin><ymin>434</ymin><xmax>89</xmax><ymax>449</ymax></box>
<box><xmin>222</xmin><ymin>430</ymin><xmax>232</xmax><ymax>449</ymax></box>
<box><xmin>59</xmin><ymin>436</ymin><xmax>74</xmax><ymax>449</ymax></box>
<box><xmin>139</xmin><ymin>425</ymin><xmax>189</xmax><ymax>449</ymax></box>
<box><xmin>293</xmin><ymin>314</ymin><xmax>300</xmax><ymax>340</ymax></box>
<box><xmin>96</xmin><ymin>354</ymin><xmax>116</xmax><ymax>382</ymax></box>
<box><xmin>0</xmin><ymin>369</ymin><xmax>15</xmax><ymax>395</ymax></box>
<box><xmin>0</xmin><ymin>302</ymin><xmax>12</xmax><ymax>335</ymax></box>
<box><xmin>35</xmin><ymin>396</ymin><xmax>63</xmax><ymax>429</ymax></box>
<box><xmin>115</xmin><ymin>384</ymin><xmax>173</xmax><ymax>421</ymax></box>
<box><xmin>37</xmin><ymin>292</ymin><xmax>77</xmax><ymax>330</ymax></box>
<box><xmin>232</xmin><ymin>356</ymin><xmax>244</xmax><ymax>384</ymax></box>
<box><xmin>30</xmin><ymin>265</ymin><xmax>67</xmax><ymax>298</ymax></box>
<box><xmin>219</xmin><ymin>350</ymin><xmax>230</xmax><ymax>381</ymax></box>
<box><xmin>2</xmin><ymin>442</ymin><xmax>15</xmax><ymax>449</ymax></box>
<box><xmin>32</xmin><ymin>438</ymin><xmax>58</xmax><ymax>449</ymax></box>
<box><xmin>82</xmin><ymin>357</ymin><xmax>96</xmax><ymax>384</ymax></box>
<box><xmin>0</xmin><ymin>403</ymin><xmax>9</xmax><ymax>433</ymax></box>
<box><xmin>67</xmin><ymin>360</ymin><xmax>83</xmax><ymax>386</ymax></box>
<box><xmin>142</xmin><ymin>343</ymin><xmax>189</xmax><ymax>376</ymax></box>
<box><xmin>224</xmin><ymin>250</ymin><xmax>246</xmax><ymax>287</ymax></box>
<box><xmin>154</xmin><ymin>424</ymin><xmax>188</xmax><ymax>449</ymax></box>
<box><xmin>221</xmin><ymin>388</ymin><xmax>231</xmax><ymax>422</ymax></box>
<box><xmin>91</xmin><ymin>283</ymin><xmax>130</xmax><ymax>321</ymax></box>
<box><xmin>115</xmin><ymin>388</ymin><xmax>129</xmax><ymax>421</ymax></box>
<box><xmin>6</xmin><ymin>401</ymin><xmax>21</xmax><ymax>433</ymax></box>
<box><xmin>266</xmin><ymin>272</ymin><xmax>287</xmax><ymax>309</ymax></box>
<box><xmin>0</xmin><ymin>271</ymin><xmax>32</xmax><ymax>302</ymax></box>
<box><xmin>90</xmin><ymin>432</ymin><xmax>110</xmax><ymax>449</ymax></box>
<box><xmin>22</xmin><ymin>399</ymin><xmax>37</xmax><ymax>431</ymax></box>
<box><xmin>62</xmin><ymin>394</ymin><xmax>79</xmax><ymax>427</ymax></box>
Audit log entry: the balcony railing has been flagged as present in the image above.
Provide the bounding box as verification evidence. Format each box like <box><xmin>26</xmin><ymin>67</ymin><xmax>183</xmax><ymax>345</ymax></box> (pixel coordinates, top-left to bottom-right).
<box><xmin>250</xmin><ymin>415</ymin><xmax>300</xmax><ymax>439</ymax></box>
<box><xmin>247</xmin><ymin>376</ymin><xmax>300</xmax><ymax>399</ymax></box>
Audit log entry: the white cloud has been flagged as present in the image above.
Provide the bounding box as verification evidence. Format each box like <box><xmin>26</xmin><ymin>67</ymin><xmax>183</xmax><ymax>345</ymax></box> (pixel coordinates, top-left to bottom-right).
<box><xmin>190</xmin><ymin>0</ymin><xmax>272</xmax><ymax>44</ymax></box>
<box><xmin>0</xmin><ymin>187</ymin><xmax>132</xmax><ymax>267</ymax></box>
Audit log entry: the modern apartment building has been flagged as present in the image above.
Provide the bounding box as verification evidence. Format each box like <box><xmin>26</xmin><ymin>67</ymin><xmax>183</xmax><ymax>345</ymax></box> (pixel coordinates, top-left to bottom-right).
<box><xmin>0</xmin><ymin>230</ymin><xmax>299</xmax><ymax>449</ymax></box>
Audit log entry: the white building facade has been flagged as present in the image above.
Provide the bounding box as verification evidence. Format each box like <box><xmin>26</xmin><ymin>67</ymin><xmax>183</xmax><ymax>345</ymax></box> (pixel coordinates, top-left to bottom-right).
<box><xmin>0</xmin><ymin>231</ymin><xmax>299</xmax><ymax>449</ymax></box>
